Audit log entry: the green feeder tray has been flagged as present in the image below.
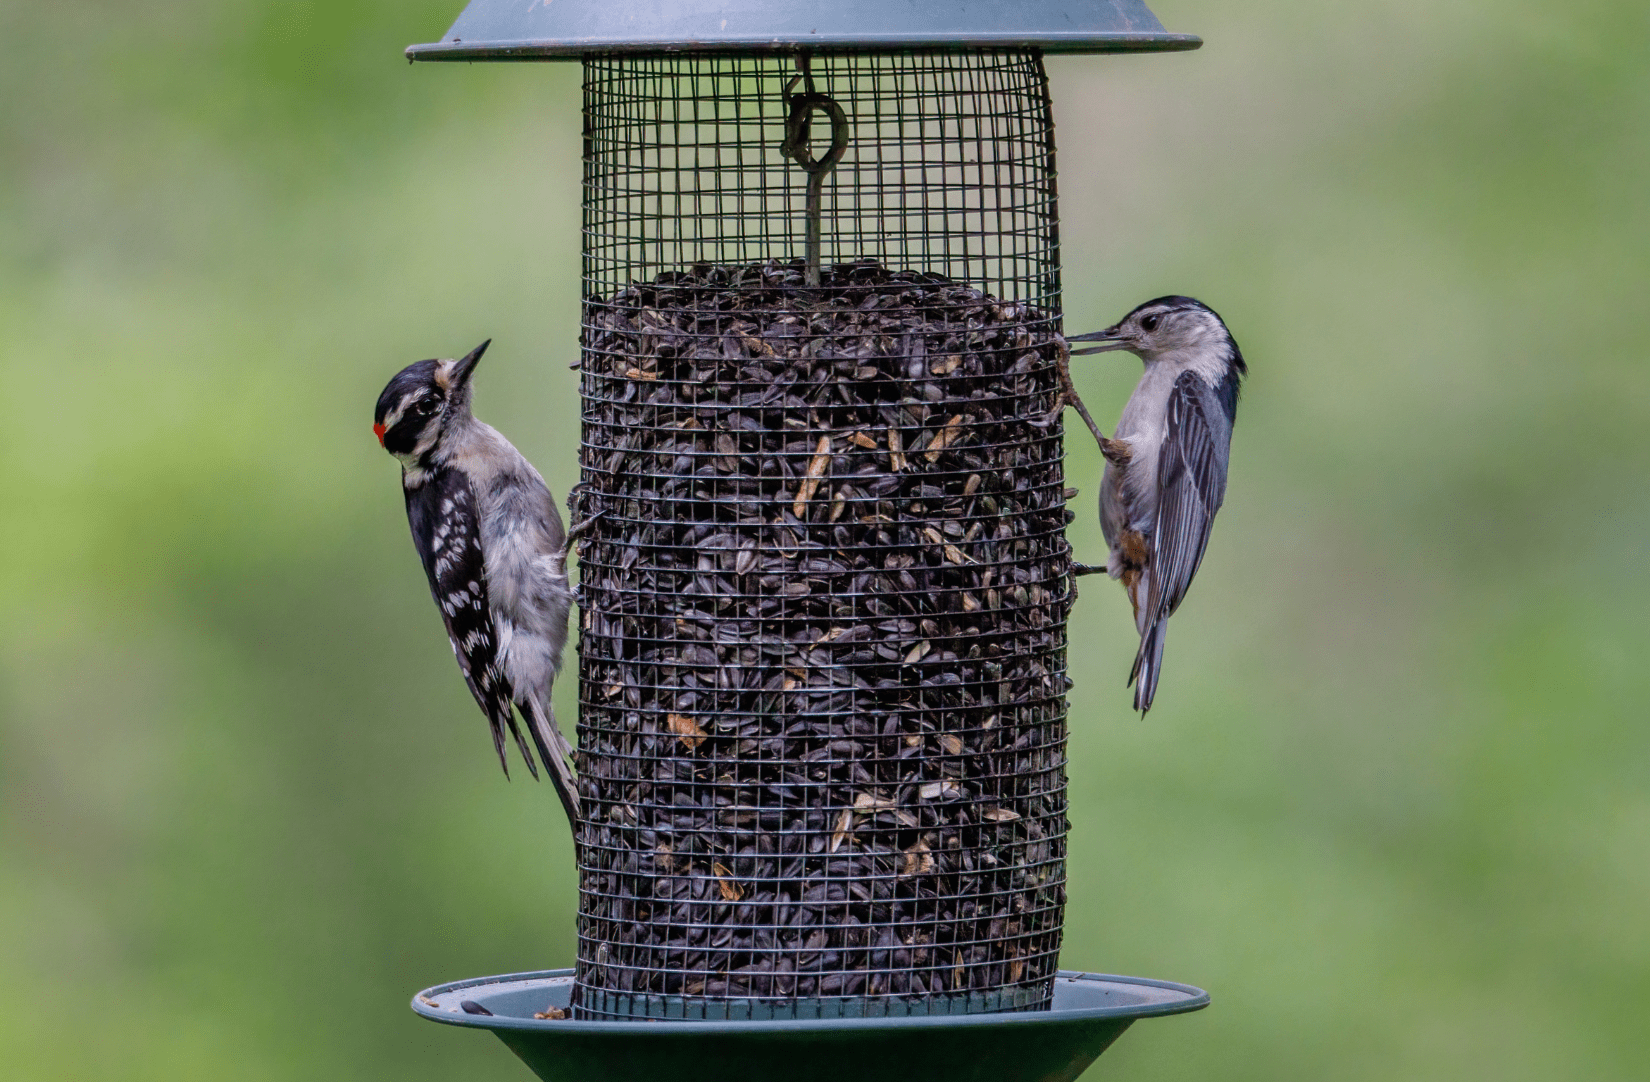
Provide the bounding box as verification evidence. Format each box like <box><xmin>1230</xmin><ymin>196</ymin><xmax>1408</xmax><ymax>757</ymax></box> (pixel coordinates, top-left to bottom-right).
<box><xmin>412</xmin><ymin>969</ymin><xmax>1208</xmax><ymax>1082</ymax></box>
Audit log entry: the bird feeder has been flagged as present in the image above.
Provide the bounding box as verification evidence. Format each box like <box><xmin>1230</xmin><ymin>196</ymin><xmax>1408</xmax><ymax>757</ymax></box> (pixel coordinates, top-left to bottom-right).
<box><xmin>406</xmin><ymin>2</ymin><xmax>1206</xmax><ymax>1076</ymax></box>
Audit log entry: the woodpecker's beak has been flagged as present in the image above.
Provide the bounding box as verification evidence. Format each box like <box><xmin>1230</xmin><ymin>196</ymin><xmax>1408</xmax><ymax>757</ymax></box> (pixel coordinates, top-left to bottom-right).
<box><xmin>1066</xmin><ymin>328</ymin><xmax>1129</xmax><ymax>355</ymax></box>
<box><xmin>451</xmin><ymin>339</ymin><xmax>491</xmax><ymax>385</ymax></box>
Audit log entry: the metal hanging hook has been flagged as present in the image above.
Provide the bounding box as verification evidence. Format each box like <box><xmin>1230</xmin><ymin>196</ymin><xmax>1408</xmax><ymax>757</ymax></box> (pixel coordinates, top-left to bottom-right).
<box><xmin>779</xmin><ymin>54</ymin><xmax>850</xmax><ymax>288</ymax></box>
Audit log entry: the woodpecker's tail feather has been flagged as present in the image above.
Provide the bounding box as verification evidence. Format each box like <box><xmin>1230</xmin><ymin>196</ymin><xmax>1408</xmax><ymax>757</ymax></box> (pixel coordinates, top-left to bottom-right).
<box><xmin>487</xmin><ymin>713</ymin><xmax>512</xmax><ymax>780</ymax></box>
<box><xmin>504</xmin><ymin>711</ymin><xmax>541</xmax><ymax>782</ymax></box>
<box><xmin>523</xmin><ymin>694</ymin><xmax>581</xmax><ymax>830</ymax></box>
<box><xmin>1128</xmin><ymin>616</ymin><xmax>1169</xmax><ymax>715</ymax></box>
<box><xmin>484</xmin><ymin>707</ymin><xmax>541</xmax><ymax>782</ymax></box>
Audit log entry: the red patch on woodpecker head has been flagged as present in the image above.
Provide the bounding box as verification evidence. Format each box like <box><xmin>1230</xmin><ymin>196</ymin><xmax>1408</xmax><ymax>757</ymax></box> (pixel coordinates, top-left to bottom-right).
<box><xmin>373</xmin><ymin>422</ymin><xmax>386</xmax><ymax>446</ymax></box>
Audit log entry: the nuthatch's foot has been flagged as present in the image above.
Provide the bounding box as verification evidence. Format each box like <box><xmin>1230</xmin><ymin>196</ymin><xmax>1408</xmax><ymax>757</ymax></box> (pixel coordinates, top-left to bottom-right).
<box><xmin>1031</xmin><ymin>336</ymin><xmax>1109</xmax><ymax>454</ymax></box>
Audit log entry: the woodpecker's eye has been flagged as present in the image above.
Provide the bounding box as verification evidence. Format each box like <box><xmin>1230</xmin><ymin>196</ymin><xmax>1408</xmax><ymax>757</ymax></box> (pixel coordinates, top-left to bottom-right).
<box><xmin>1140</xmin><ymin>314</ymin><xmax>1161</xmax><ymax>333</ymax></box>
<box><xmin>417</xmin><ymin>397</ymin><xmax>442</xmax><ymax>417</ymax></box>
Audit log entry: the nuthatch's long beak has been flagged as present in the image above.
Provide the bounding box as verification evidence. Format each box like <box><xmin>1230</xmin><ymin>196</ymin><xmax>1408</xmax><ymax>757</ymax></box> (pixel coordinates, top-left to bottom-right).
<box><xmin>452</xmin><ymin>339</ymin><xmax>490</xmax><ymax>385</ymax></box>
<box><xmin>1066</xmin><ymin>328</ymin><xmax>1129</xmax><ymax>356</ymax></box>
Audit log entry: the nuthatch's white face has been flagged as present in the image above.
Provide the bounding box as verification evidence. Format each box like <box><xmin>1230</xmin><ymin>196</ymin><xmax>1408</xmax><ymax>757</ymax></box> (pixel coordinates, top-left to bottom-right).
<box><xmin>373</xmin><ymin>340</ymin><xmax>488</xmax><ymax>466</ymax></box>
<box><xmin>1069</xmin><ymin>297</ymin><xmax>1237</xmax><ymax>367</ymax></box>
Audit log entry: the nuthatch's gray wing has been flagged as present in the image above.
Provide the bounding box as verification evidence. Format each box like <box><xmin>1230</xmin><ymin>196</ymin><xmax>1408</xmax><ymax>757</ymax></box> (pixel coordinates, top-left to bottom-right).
<box><xmin>1131</xmin><ymin>370</ymin><xmax>1234</xmax><ymax>712</ymax></box>
<box><xmin>1063</xmin><ymin>295</ymin><xmax>1245</xmax><ymax>714</ymax></box>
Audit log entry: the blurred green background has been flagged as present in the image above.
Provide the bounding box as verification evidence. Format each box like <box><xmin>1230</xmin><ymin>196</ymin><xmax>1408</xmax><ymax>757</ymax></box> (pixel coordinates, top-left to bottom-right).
<box><xmin>2</xmin><ymin>2</ymin><xmax>1646</xmax><ymax>1079</ymax></box>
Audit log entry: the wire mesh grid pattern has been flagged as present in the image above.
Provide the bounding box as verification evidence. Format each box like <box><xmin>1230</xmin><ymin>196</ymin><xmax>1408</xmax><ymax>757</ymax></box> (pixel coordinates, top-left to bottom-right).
<box><xmin>580</xmin><ymin>51</ymin><xmax>1061</xmax><ymax>302</ymax></box>
<box><xmin>572</xmin><ymin>50</ymin><xmax>1074</xmax><ymax>1021</ymax></box>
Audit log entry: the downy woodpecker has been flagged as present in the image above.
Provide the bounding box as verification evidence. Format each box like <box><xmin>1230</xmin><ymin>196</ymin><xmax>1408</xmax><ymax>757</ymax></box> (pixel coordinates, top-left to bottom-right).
<box><xmin>374</xmin><ymin>340</ymin><xmax>587</xmax><ymax>828</ymax></box>
<box><xmin>1053</xmin><ymin>297</ymin><xmax>1246</xmax><ymax>714</ymax></box>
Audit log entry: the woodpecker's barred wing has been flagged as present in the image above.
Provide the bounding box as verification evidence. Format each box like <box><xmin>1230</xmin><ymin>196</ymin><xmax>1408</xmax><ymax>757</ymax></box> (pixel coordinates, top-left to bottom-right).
<box><xmin>404</xmin><ymin>471</ymin><xmax>540</xmax><ymax>779</ymax></box>
<box><xmin>1147</xmin><ymin>371</ymin><xmax>1230</xmax><ymax>624</ymax></box>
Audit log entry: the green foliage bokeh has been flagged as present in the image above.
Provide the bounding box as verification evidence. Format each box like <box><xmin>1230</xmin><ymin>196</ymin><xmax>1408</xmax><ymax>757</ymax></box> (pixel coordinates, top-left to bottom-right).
<box><xmin>2</xmin><ymin>3</ymin><xmax>1646</xmax><ymax>1079</ymax></box>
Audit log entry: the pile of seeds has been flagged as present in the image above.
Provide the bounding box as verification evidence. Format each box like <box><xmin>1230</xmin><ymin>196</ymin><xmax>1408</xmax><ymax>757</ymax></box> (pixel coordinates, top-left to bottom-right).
<box><xmin>572</xmin><ymin>259</ymin><xmax>1074</xmax><ymax>1020</ymax></box>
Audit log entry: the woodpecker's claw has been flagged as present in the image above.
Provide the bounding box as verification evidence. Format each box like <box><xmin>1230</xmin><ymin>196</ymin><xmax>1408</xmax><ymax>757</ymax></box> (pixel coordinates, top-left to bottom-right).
<box><xmin>559</xmin><ymin>508</ymin><xmax>609</xmax><ymax>569</ymax></box>
<box><xmin>565</xmin><ymin>508</ymin><xmax>608</xmax><ymax>550</ymax></box>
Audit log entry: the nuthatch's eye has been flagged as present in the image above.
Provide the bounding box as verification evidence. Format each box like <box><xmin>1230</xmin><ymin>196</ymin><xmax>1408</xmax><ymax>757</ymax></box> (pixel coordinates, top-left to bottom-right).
<box><xmin>1140</xmin><ymin>314</ymin><xmax>1161</xmax><ymax>333</ymax></box>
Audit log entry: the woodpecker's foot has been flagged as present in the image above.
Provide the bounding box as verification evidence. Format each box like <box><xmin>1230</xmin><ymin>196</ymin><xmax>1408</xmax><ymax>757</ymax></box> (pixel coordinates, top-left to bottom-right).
<box><xmin>565</xmin><ymin>508</ymin><xmax>608</xmax><ymax>552</ymax></box>
<box><xmin>1099</xmin><ymin>437</ymin><xmax>1133</xmax><ymax>467</ymax></box>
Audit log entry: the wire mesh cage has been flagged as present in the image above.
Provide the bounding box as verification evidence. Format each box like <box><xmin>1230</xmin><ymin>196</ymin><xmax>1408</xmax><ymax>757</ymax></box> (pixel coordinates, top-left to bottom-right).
<box><xmin>572</xmin><ymin>49</ymin><xmax>1075</xmax><ymax>1021</ymax></box>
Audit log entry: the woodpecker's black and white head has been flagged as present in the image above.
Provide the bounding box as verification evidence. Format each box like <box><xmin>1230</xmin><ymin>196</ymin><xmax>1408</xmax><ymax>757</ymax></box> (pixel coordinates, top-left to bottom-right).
<box><xmin>373</xmin><ymin>339</ymin><xmax>489</xmax><ymax>470</ymax></box>
<box><xmin>1071</xmin><ymin>296</ymin><xmax>1247</xmax><ymax>381</ymax></box>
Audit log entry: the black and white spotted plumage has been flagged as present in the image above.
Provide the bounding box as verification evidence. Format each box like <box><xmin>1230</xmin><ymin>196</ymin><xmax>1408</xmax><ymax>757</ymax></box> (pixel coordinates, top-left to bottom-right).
<box><xmin>375</xmin><ymin>340</ymin><xmax>581</xmax><ymax>828</ymax></box>
<box><xmin>404</xmin><ymin>471</ymin><xmax>537</xmax><ymax>781</ymax></box>
<box><xmin>1065</xmin><ymin>297</ymin><xmax>1245</xmax><ymax>714</ymax></box>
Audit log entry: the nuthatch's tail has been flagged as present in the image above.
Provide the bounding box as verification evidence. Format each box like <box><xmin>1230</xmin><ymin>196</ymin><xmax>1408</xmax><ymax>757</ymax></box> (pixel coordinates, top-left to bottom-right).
<box><xmin>521</xmin><ymin>693</ymin><xmax>580</xmax><ymax>830</ymax></box>
<box><xmin>1128</xmin><ymin>616</ymin><xmax>1169</xmax><ymax>715</ymax></box>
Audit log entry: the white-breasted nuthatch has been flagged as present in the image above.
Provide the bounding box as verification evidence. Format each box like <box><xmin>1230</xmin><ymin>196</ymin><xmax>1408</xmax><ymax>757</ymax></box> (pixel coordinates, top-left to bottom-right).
<box><xmin>374</xmin><ymin>340</ymin><xmax>593</xmax><ymax>828</ymax></box>
<box><xmin>1050</xmin><ymin>297</ymin><xmax>1246</xmax><ymax>714</ymax></box>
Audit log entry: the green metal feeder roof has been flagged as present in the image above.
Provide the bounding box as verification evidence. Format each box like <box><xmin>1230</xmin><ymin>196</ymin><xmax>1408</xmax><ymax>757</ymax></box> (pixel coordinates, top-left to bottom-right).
<box><xmin>405</xmin><ymin>1</ymin><xmax>1201</xmax><ymax>61</ymax></box>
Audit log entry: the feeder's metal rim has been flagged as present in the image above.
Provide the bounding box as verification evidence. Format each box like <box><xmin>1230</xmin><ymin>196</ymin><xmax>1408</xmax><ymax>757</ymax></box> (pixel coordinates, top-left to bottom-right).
<box><xmin>407</xmin><ymin>34</ymin><xmax>1201</xmax><ymax>61</ymax></box>
<box><xmin>412</xmin><ymin>968</ymin><xmax>1208</xmax><ymax>1033</ymax></box>
<box><xmin>406</xmin><ymin>0</ymin><xmax>1199</xmax><ymax>60</ymax></box>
